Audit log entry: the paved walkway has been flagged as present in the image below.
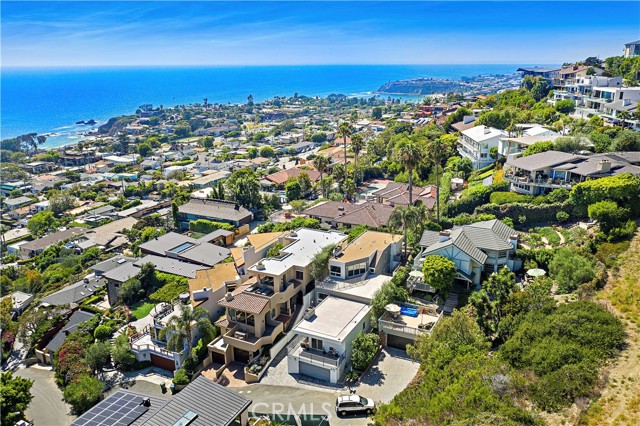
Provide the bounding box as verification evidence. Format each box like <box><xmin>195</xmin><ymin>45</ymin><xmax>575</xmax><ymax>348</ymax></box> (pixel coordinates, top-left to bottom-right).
<box><xmin>14</xmin><ymin>365</ymin><xmax>76</xmax><ymax>426</ymax></box>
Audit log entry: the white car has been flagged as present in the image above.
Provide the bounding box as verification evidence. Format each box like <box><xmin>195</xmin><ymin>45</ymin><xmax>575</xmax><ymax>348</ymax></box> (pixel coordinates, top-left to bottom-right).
<box><xmin>335</xmin><ymin>394</ymin><xmax>375</xmax><ymax>416</ymax></box>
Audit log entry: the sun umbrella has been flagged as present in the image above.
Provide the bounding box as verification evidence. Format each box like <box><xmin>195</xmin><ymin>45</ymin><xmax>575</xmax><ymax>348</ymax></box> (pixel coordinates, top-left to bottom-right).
<box><xmin>526</xmin><ymin>268</ymin><xmax>546</xmax><ymax>278</ymax></box>
<box><xmin>385</xmin><ymin>303</ymin><xmax>401</xmax><ymax>314</ymax></box>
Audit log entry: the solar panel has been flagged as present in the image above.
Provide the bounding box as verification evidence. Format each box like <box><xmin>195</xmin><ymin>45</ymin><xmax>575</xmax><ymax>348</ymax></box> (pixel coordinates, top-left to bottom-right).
<box><xmin>71</xmin><ymin>391</ymin><xmax>151</xmax><ymax>426</ymax></box>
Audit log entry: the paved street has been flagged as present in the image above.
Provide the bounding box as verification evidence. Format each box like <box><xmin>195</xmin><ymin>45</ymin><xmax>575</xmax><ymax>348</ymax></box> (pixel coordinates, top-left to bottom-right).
<box><xmin>238</xmin><ymin>384</ymin><xmax>370</xmax><ymax>426</ymax></box>
<box><xmin>14</xmin><ymin>365</ymin><xmax>76</xmax><ymax>426</ymax></box>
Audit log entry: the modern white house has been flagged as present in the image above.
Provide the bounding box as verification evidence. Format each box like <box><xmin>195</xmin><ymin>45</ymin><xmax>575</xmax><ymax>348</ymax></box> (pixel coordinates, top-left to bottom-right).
<box><xmin>457</xmin><ymin>125</ymin><xmax>506</xmax><ymax>169</ymax></box>
<box><xmin>624</xmin><ymin>39</ymin><xmax>640</xmax><ymax>58</ymax></box>
<box><xmin>287</xmin><ymin>296</ymin><xmax>371</xmax><ymax>383</ymax></box>
<box><xmin>413</xmin><ymin>219</ymin><xmax>520</xmax><ymax>287</ymax></box>
<box><xmin>497</xmin><ymin>125</ymin><xmax>560</xmax><ymax>157</ymax></box>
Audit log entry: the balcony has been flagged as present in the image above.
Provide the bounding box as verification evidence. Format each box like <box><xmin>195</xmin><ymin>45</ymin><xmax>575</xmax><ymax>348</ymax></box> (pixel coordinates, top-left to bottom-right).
<box><xmin>378</xmin><ymin>303</ymin><xmax>442</xmax><ymax>338</ymax></box>
<box><xmin>290</xmin><ymin>345</ymin><xmax>344</xmax><ymax>367</ymax></box>
<box><xmin>130</xmin><ymin>329</ymin><xmax>187</xmax><ymax>359</ymax></box>
<box><xmin>505</xmin><ymin>174</ymin><xmax>574</xmax><ymax>189</ymax></box>
<box><xmin>222</xmin><ymin>321</ymin><xmax>284</xmax><ymax>353</ymax></box>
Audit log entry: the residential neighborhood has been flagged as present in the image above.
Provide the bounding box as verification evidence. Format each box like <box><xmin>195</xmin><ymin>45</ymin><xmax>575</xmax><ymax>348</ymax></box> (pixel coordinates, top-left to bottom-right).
<box><xmin>2</xmin><ymin>33</ymin><xmax>640</xmax><ymax>426</ymax></box>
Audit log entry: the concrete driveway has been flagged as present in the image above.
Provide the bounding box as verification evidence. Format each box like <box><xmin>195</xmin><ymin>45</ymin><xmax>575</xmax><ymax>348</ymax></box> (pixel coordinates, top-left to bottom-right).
<box><xmin>259</xmin><ymin>347</ymin><xmax>419</xmax><ymax>403</ymax></box>
<box><xmin>14</xmin><ymin>365</ymin><xmax>76</xmax><ymax>426</ymax></box>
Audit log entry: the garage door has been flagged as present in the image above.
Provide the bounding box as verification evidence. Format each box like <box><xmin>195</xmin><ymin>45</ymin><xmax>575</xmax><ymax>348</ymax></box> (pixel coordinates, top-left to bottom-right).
<box><xmin>150</xmin><ymin>353</ymin><xmax>176</xmax><ymax>371</ymax></box>
<box><xmin>386</xmin><ymin>334</ymin><xmax>414</xmax><ymax>351</ymax></box>
<box><xmin>299</xmin><ymin>361</ymin><xmax>331</xmax><ymax>382</ymax></box>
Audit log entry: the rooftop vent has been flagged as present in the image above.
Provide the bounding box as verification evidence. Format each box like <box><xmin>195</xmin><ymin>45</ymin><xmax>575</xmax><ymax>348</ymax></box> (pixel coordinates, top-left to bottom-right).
<box><xmin>141</xmin><ymin>397</ymin><xmax>151</xmax><ymax>407</ymax></box>
<box><xmin>483</xmin><ymin>126</ymin><xmax>491</xmax><ymax>134</ymax></box>
<box><xmin>304</xmin><ymin>306</ymin><xmax>316</xmax><ymax>320</ymax></box>
<box><xmin>225</xmin><ymin>292</ymin><xmax>234</xmax><ymax>301</ymax></box>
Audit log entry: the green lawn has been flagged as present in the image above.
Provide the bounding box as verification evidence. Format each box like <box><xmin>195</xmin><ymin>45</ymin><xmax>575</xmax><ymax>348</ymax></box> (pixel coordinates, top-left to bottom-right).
<box><xmin>130</xmin><ymin>300</ymin><xmax>155</xmax><ymax>319</ymax></box>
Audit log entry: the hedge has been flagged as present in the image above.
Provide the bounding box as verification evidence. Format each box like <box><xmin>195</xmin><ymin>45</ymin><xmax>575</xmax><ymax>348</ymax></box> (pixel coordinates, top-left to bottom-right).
<box><xmin>569</xmin><ymin>173</ymin><xmax>640</xmax><ymax>217</ymax></box>
<box><xmin>189</xmin><ymin>219</ymin><xmax>234</xmax><ymax>234</ymax></box>
<box><xmin>444</xmin><ymin>181</ymin><xmax>510</xmax><ymax>217</ymax></box>
<box><xmin>475</xmin><ymin>201</ymin><xmax>573</xmax><ymax>225</ymax></box>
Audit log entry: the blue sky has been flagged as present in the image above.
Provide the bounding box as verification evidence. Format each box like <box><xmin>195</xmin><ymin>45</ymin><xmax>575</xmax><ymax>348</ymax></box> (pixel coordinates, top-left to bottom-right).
<box><xmin>2</xmin><ymin>1</ymin><xmax>639</xmax><ymax>66</ymax></box>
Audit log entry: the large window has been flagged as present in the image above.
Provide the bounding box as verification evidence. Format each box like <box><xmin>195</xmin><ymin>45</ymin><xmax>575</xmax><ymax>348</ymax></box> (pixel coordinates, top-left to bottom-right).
<box><xmin>347</xmin><ymin>262</ymin><xmax>367</xmax><ymax>278</ymax></box>
<box><xmin>296</xmin><ymin>270</ymin><xmax>304</xmax><ymax>281</ymax></box>
<box><xmin>330</xmin><ymin>265</ymin><xmax>341</xmax><ymax>277</ymax></box>
<box><xmin>311</xmin><ymin>338</ymin><xmax>323</xmax><ymax>351</ymax></box>
<box><xmin>229</xmin><ymin>309</ymin><xmax>255</xmax><ymax>327</ymax></box>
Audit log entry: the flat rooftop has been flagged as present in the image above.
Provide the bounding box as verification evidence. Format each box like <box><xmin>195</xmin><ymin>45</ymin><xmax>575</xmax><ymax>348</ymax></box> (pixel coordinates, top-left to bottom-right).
<box><xmin>293</xmin><ymin>296</ymin><xmax>370</xmax><ymax>342</ymax></box>
<box><xmin>336</xmin><ymin>231</ymin><xmax>402</xmax><ymax>263</ymax></box>
<box><xmin>248</xmin><ymin>228</ymin><xmax>346</xmax><ymax>276</ymax></box>
<box><xmin>317</xmin><ymin>274</ymin><xmax>389</xmax><ymax>303</ymax></box>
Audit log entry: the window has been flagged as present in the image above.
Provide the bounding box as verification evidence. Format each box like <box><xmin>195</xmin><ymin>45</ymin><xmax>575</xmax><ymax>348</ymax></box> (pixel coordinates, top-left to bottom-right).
<box><xmin>347</xmin><ymin>262</ymin><xmax>367</xmax><ymax>278</ymax></box>
<box><xmin>330</xmin><ymin>265</ymin><xmax>341</xmax><ymax>277</ymax></box>
<box><xmin>296</xmin><ymin>270</ymin><xmax>304</xmax><ymax>280</ymax></box>
<box><xmin>311</xmin><ymin>338</ymin><xmax>323</xmax><ymax>350</ymax></box>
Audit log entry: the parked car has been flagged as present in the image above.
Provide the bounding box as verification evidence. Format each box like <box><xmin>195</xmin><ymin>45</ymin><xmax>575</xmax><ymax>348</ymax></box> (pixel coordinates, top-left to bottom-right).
<box><xmin>335</xmin><ymin>394</ymin><xmax>375</xmax><ymax>416</ymax></box>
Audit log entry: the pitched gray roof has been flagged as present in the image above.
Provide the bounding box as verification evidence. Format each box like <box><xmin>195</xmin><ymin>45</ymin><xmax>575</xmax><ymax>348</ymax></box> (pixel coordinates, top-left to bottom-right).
<box><xmin>138</xmin><ymin>232</ymin><xmax>197</xmax><ymax>255</ymax></box>
<box><xmin>178</xmin><ymin>198</ymin><xmax>252</xmax><ymax>222</ymax></box>
<box><xmin>138</xmin><ymin>232</ymin><xmax>231</xmax><ymax>266</ymax></box>
<box><xmin>41</xmin><ymin>277</ymin><xmax>105</xmax><ymax>306</ymax></box>
<box><xmin>21</xmin><ymin>227</ymin><xmax>86</xmax><ymax>252</ymax></box>
<box><xmin>102</xmin><ymin>261</ymin><xmax>139</xmax><ymax>283</ymax></box>
<box><xmin>137</xmin><ymin>376</ymin><xmax>251</xmax><ymax>426</ymax></box>
<box><xmin>134</xmin><ymin>255</ymin><xmax>208</xmax><ymax>279</ymax></box>
<box><xmin>92</xmin><ymin>256</ymin><xmax>137</xmax><ymax>275</ymax></box>
<box><xmin>420</xmin><ymin>219</ymin><xmax>517</xmax><ymax>264</ymax></box>
<box><xmin>506</xmin><ymin>151</ymin><xmax>581</xmax><ymax>171</ymax></box>
<box><xmin>46</xmin><ymin>310</ymin><xmax>95</xmax><ymax>353</ymax></box>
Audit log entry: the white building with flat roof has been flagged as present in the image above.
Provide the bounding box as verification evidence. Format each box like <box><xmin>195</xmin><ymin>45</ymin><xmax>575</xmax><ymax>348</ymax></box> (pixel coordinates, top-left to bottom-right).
<box><xmin>288</xmin><ymin>296</ymin><xmax>371</xmax><ymax>383</ymax></box>
<box><xmin>457</xmin><ymin>125</ymin><xmax>506</xmax><ymax>169</ymax></box>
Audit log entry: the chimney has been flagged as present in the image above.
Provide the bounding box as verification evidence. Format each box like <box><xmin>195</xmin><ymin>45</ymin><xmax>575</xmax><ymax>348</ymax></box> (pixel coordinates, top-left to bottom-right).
<box><xmin>439</xmin><ymin>230</ymin><xmax>451</xmax><ymax>242</ymax></box>
<box><xmin>483</xmin><ymin>126</ymin><xmax>491</xmax><ymax>134</ymax></box>
<box><xmin>225</xmin><ymin>292</ymin><xmax>234</xmax><ymax>301</ymax></box>
<box><xmin>597</xmin><ymin>159</ymin><xmax>611</xmax><ymax>173</ymax></box>
<box><xmin>509</xmin><ymin>234</ymin><xmax>519</xmax><ymax>250</ymax></box>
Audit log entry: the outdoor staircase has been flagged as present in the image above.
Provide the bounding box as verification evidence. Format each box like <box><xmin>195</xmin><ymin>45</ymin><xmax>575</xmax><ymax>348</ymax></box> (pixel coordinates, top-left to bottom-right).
<box><xmin>285</xmin><ymin>304</ymin><xmax>304</xmax><ymax>332</ymax></box>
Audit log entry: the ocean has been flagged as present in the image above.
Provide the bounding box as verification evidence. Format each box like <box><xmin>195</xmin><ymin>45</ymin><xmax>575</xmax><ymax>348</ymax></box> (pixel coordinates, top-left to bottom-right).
<box><xmin>2</xmin><ymin>64</ymin><xmax>529</xmax><ymax>148</ymax></box>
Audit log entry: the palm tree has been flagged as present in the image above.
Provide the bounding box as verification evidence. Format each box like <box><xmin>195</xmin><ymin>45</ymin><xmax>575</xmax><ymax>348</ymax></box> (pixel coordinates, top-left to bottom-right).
<box><xmin>617</xmin><ymin>110</ymin><xmax>631</xmax><ymax>129</ymax></box>
<box><xmin>314</xmin><ymin>155</ymin><xmax>330</xmax><ymax>198</ymax></box>
<box><xmin>351</xmin><ymin>133</ymin><xmax>365</xmax><ymax>184</ymax></box>
<box><xmin>388</xmin><ymin>205</ymin><xmax>420</xmax><ymax>261</ymax></box>
<box><xmin>426</xmin><ymin>136</ymin><xmax>451</xmax><ymax>224</ymax></box>
<box><xmin>394</xmin><ymin>137</ymin><xmax>423</xmax><ymax>205</ymax></box>
<box><xmin>337</xmin><ymin>122</ymin><xmax>353</xmax><ymax>195</ymax></box>
<box><xmin>161</xmin><ymin>305</ymin><xmax>213</xmax><ymax>359</ymax></box>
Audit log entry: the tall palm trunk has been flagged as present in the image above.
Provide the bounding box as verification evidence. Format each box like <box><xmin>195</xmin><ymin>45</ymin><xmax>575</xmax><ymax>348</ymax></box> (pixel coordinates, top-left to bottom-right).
<box><xmin>435</xmin><ymin>161</ymin><xmax>440</xmax><ymax>223</ymax></box>
<box><xmin>343</xmin><ymin>136</ymin><xmax>348</xmax><ymax>196</ymax></box>
<box><xmin>408</xmin><ymin>167</ymin><xmax>413</xmax><ymax>205</ymax></box>
<box><xmin>320</xmin><ymin>170</ymin><xmax>325</xmax><ymax>198</ymax></box>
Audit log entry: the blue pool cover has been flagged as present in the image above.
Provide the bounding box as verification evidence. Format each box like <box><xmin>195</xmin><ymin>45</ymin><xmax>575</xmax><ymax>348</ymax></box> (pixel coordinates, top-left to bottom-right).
<box><xmin>400</xmin><ymin>307</ymin><xmax>419</xmax><ymax>317</ymax></box>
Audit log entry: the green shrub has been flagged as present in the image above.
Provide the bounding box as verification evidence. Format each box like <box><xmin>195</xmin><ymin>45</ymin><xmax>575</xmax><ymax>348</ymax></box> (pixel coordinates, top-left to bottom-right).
<box><xmin>475</xmin><ymin>201</ymin><xmax>572</xmax><ymax>225</ymax></box>
<box><xmin>149</xmin><ymin>280</ymin><xmax>188</xmax><ymax>303</ymax></box>
<box><xmin>93</xmin><ymin>325</ymin><xmax>111</xmax><ymax>341</ymax></box>
<box><xmin>351</xmin><ymin>332</ymin><xmax>380</xmax><ymax>371</ymax></box>
<box><xmin>63</xmin><ymin>374</ymin><xmax>103</xmax><ymax>414</ymax></box>
<box><xmin>549</xmin><ymin>248</ymin><xmax>595</xmax><ymax>293</ymax></box>
<box><xmin>556</xmin><ymin>211</ymin><xmax>569</xmax><ymax>223</ymax></box>
<box><xmin>445</xmin><ymin>181</ymin><xmax>509</xmax><ymax>217</ymax></box>
<box><xmin>531</xmin><ymin>362</ymin><xmax>598</xmax><ymax>411</ymax></box>
<box><xmin>172</xmin><ymin>368</ymin><xmax>190</xmax><ymax>385</ymax></box>
<box><xmin>189</xmin><ymin>219</ymin><xmax>234</xmax><ymax>234</ymax></box>
<box><xmin>570</xmin><ymin>173</ymin><xmax>640</xmax><ymax>217</ymax></box>
<box><xmin>489</xmin><ymin>192</ymin><xmax>532</xmax><ymax>205</ymax></box>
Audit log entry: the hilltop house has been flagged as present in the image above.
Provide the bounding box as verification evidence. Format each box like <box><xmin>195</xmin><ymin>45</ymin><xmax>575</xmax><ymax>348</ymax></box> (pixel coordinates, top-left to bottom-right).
<box><xmin>315</xmin><ymin>230</ymin><xmax>403</xmax><ymax>305</ymax></box>
<box><xmin>371</xmin><ymin>181</ymin><xmax>437</xmax><ymax>208</ymax></box>
<box><xmin>504</xmin><ymin>151</ymin><xmax>640</xmax><ymax>195</ymax></box>
<box><xmin>177</xmin><ymin>198</ymin><xmax>253</xmax><ymax>230</ymax></box>
<box><xmin>457</xmin><ymin>125</ymin><xmax>506</xmax><ymax>169</ymax></box>
<box><xmin>208</xmin><ymin>229</ymin><xmax>347</xmax><ymax>373</ymax></box>
<box><xmin>413</xmin><ymin>219</ymin><xmax>520</xmax><ymax>288</ymax></box>
<box><xmin>287</xmin><ymin>296</ymin><xmax>371</xmax><ymax>383</ymax></box>
<box><xmin>302</xmin><ymin>201</ymin><xmax>395</xmax><ymax>229</ymax></box>
<box><xmin>624</xmin><ymin>39</ymin><xmax>640</xmax><ymax>58</ymax></box>
<box><xmin>497</xmin><ymin>125</ymin><xmax>560</xmax><ymax>157</ymax></box>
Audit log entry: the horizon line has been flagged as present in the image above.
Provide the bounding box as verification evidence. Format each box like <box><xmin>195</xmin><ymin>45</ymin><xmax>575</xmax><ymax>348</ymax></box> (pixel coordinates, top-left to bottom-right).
<box><xmin>2</xmin><ymin>62</ymin><xmax>560</xmax><ymax>69</ymax></box>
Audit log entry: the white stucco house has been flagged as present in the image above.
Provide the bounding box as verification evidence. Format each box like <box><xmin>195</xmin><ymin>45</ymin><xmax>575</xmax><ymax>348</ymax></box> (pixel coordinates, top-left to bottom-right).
<box><xmin>287</xmin><ymin>296</ymin><xmax>371</xmax><ymax>383</ymax></box>
<box><xmin>457</xmin><ymin>125</ymin><xmax>506</xmax><ymax>169</ymax></box>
